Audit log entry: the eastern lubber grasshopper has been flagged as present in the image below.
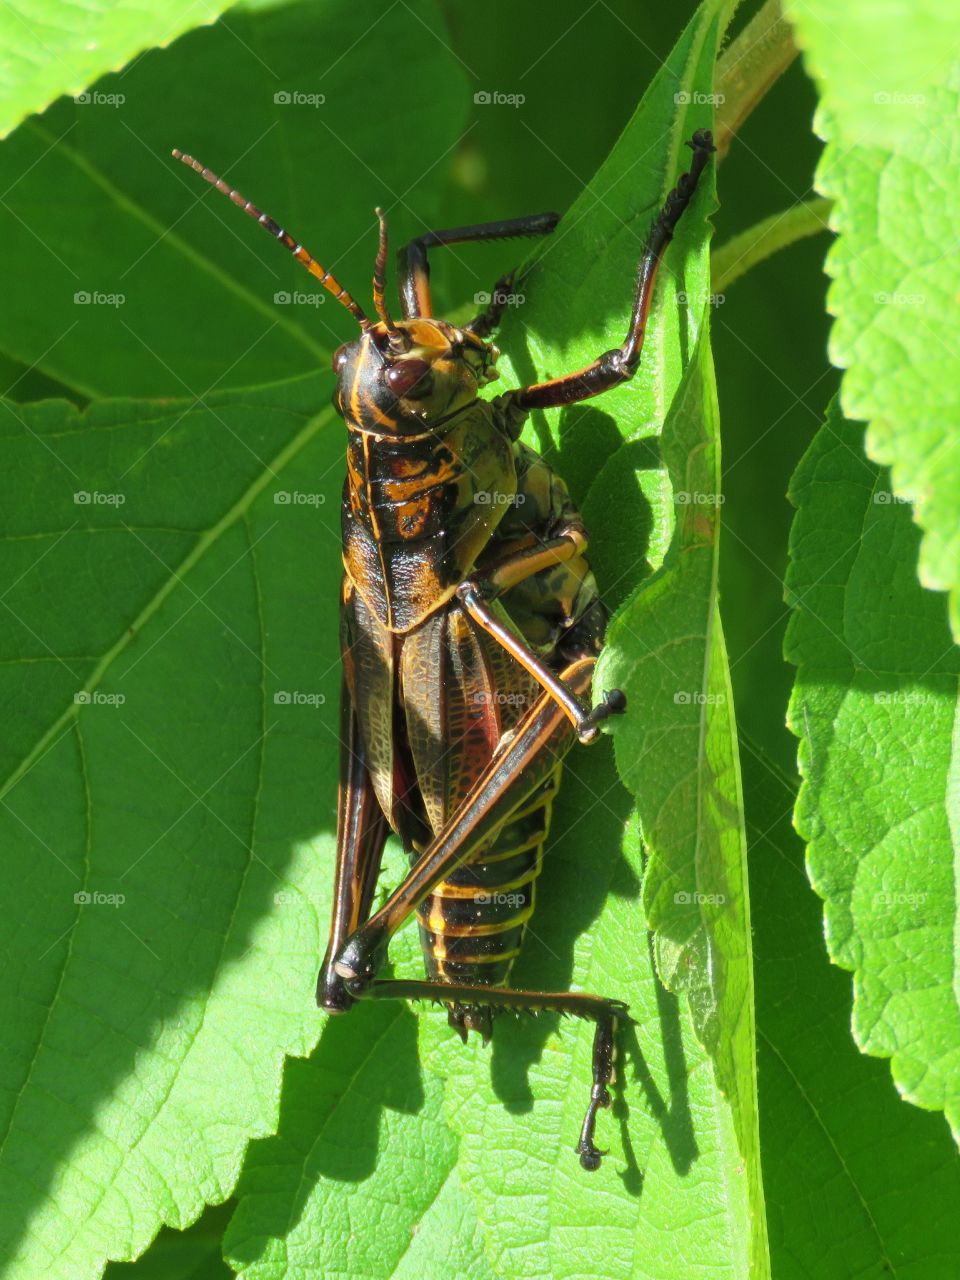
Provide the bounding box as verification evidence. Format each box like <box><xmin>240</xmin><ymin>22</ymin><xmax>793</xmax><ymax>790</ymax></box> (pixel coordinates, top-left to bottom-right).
<box><xmin>173</xmin><ymin>128</ymin><xmax>714</xmax><ymax>1169</ymax></box>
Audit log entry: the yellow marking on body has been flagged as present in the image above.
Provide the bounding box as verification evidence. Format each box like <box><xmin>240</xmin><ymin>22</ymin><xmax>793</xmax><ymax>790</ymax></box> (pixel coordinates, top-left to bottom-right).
<box><xmin>367</xmin><ymin>399</ymin><xmax>399</xmax><ymax>430</ymax></box>
<box><xmin>428</xmin><ymin>865</ymin><xmax>541</xmax><ymax>899</ymax></box>
<box><xmin>444</xmin><ymin>947</ymin><xmax>522</xmax><ymax>965</ymax></box>
<box><xmin>419</xmin><ymin>903</ymin><xmax>536</xmax><ymax>937</ymax></box>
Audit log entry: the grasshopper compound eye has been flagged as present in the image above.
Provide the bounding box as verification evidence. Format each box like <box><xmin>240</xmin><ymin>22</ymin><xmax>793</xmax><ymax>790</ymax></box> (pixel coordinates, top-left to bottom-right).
<box><xmin>385</xmin><ymin>357</ymin><xmax>431</xmax><ymax>399</ymax></box>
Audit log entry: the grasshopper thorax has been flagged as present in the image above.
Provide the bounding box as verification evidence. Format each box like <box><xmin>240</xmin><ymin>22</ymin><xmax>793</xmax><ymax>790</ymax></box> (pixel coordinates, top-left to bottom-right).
<box><xmin>332</xmin><ymin>319</ymin><xmax>500</xmax><ymax>436</ymax></box>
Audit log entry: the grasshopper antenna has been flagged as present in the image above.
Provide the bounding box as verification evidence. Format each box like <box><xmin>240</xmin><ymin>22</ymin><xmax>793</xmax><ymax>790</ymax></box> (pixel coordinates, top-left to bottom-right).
<box><xmin>171</xmin><ymin>149</ymin><xmax>371</xmax><ymax>329</ymax></box>
<box><xmin>372</xmin><ymin>206</ymin><xmax>402</xmax><ymax>344</ymax></box>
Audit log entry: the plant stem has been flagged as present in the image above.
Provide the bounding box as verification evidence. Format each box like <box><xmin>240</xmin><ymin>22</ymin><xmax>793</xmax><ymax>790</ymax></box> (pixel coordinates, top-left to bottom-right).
<box><xmin>715</xmin><ymin>0</ymin><xmax>799</xmax><ymax>159</ymax></box>
<box><xmin>712</xmin><ymin>197</ymin><xmax>833</xmax><ymax>290</ymax></box>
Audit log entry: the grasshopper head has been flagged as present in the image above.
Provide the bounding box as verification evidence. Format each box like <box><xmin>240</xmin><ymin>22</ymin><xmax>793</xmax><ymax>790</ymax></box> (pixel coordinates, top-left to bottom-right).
<box><xmin>332</xmin><ymin>319</ymin><xmax>500</xmax><ymax>434</ymax></box>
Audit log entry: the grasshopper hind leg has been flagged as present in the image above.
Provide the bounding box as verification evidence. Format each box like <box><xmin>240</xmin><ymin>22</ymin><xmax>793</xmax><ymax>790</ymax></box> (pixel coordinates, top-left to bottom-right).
<box><xmin>361</xmin><ymin>978</ymin><xmax>626</xmax><ymax>1169</ymax></box>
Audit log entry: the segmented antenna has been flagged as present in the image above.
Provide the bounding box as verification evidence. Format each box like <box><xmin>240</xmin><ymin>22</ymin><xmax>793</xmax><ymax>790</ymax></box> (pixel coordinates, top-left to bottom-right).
<box><xmin>372</xmin><ymin>206</ymin><xmax>398</xmax><ymax>334</ymax></box>
<box><xmin>171</xmin><ymin>149</ymin><xmax>370</xmax><ymax>329</ymax></box>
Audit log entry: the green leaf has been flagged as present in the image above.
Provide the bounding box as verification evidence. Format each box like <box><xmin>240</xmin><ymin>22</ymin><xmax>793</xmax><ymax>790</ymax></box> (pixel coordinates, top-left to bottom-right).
<box><xmin>0</xmin><ymin>0</ymin><xmax>233</xmax><ymax>140</ymax></box>
<box><xmin>0</xmin><ymin>374</ymin><xmax>347</xmax><ymax>1278</ymax></box>
<box><xmin>785</xmin><ymin>397</ymin><xmax>960</xmax><ymax>1140</ymax></box>
<box><xmin>744</xmin><ymin>734</ymin><xmax>960</xmax><ymax>1279</ymax></box>
<box><xmin>783</xmin><ymin>0</ymin><xmax>960</xmax><ymax>634</ymax></box>
<box><xmin>223</xmin><ymin>877</ymin><xmax>495</xmax><ymax>1279</ymax></box>
<box><xmin>0</xmin><ymin>0</ymin><xmax>469</xmax><ymax>399</ymax></box>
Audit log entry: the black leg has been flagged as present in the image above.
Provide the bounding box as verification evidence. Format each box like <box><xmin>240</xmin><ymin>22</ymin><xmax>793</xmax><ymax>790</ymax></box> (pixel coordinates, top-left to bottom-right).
<box><xmin>398</xmin><ymin>212</ymin><xmax>559</xmax><ymax>319</ymax></box>
<box><xmin>316</xmin><ymin>673</ymin><xmax>390</xmax><ymax>1012</ymax></box>
<box><xmin>362</xmin><ymin>978</ymin><xmax>627</xmax><ymax>1170</ymax></box>
<box><xmin>465</xmin><ymin>267</ymin><xmax>521</xmax><ymax>337</ymax></box>
<box><xmin>511</xmin><ymin>130</ymin><xmax>715</xmax><ymax>411</ymax></box>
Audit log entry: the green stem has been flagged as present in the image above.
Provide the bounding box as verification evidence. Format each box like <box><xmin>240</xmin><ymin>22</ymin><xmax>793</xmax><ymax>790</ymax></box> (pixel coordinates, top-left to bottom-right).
<box><xmin>712</xmin><ymin>197</ymin><xmax>833</xmax><ymax>291</ymax></box>
<box><xmin>715</xmin><ymin>0</ymin><xmax>799</xmax><ymax>159</ymax></box>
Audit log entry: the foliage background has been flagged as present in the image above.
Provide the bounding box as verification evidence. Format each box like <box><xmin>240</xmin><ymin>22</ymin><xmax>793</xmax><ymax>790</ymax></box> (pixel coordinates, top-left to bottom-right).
<box><xmin>0</xmin><ymin>1</ymin><xmax>956</xmax><ymax>1278</ymax></box>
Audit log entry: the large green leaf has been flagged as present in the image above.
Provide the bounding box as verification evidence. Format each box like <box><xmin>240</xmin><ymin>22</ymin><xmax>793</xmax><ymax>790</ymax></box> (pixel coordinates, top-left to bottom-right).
<box><xmin>0</xmin><ymin>0</ymin><xmax>469</xmax><ymax>399</ymax></box>
<box><xmin>0</xmin><ymin>374</ymin><xmax>345</xmax><ymax>1278</ymax></box>
<box><xmin>744</xmin><ymin>735</ymin><xmax>960</xmax><ymax>1278</ymax></box>
<box><xmin>783</xmin><ymin>0</ymin><xmax>960</xmax><ymax>635</ymax></box>
<box><xmin>0</xmin><ymin>0</ymin><xmax>232</xmax><ymax>140</ymax></box>
<box><xmin>785</xmin><ymin>398</ymin><xmax>960</xmax><ymax>1139</ymax></box>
